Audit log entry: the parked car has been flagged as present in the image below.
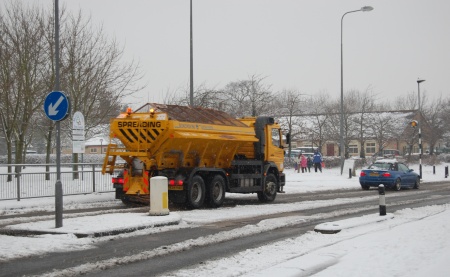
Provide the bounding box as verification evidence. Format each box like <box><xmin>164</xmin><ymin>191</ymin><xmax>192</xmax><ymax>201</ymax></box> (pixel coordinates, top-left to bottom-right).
<box><xmin>294</xmin><ymin>147</ymin><xmax>315</xmax><ymax>154</ymax></box>
<box><xmin>359</xmin><ymin>159</ymin><xmax>420</xmax><ymax>191</ymax></box>
<box><xmin>284</xmin><ymin>151</ymin><xmax>314</xmax><ymax>163</ymax></box>
<box><xmin>372</xmin><ymin>149</ymin><xmax>401</xmax><ymax>159</ymax></box>
<box><xmin>285</xmin><ymin>150</ymin><xmax>300</xmax><ymax>161</ymax></box>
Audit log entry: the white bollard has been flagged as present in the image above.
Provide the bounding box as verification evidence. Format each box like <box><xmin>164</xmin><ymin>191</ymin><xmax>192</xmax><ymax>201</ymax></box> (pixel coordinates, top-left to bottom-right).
<box><xmin>149</xmin><ymin>176</ymin><xmax>170</xmax><ymax>216</ymax></box>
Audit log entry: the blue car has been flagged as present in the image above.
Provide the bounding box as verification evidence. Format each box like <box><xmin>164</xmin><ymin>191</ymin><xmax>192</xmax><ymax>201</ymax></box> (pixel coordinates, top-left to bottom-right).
<box><xmin>359</xmin><ymin>159</ymin><xmax>420</xmax><ymax>191</ymax></box>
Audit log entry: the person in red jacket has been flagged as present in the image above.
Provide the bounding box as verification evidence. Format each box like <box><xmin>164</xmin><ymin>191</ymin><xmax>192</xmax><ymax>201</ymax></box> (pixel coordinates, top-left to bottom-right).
<box><xmin>300</xmin><ymin>154</ymin><xmax>307</xmax><ymax>173</ymax></box>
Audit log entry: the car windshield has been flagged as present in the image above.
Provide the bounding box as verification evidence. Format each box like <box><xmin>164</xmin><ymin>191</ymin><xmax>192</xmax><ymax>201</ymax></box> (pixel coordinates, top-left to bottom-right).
<box><xmin>368</xmin><ymin>163</ymin><xmax>392</xmax><ymax>170</ymax></box>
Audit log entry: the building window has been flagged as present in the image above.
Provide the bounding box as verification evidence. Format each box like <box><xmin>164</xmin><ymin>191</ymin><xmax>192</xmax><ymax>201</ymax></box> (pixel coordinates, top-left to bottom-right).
<box><xmin>366</xmin><ymin>142</ymin><xmax>376</xmax><ymax>154</ymax></box>
<box><xmin>348</xmin><ymin>145</ymin><xmax>358</xmax><ymax>154</ymax></box>
<box><xmin>90</xmin><ymin>148</ymin><xmax>97</xmax><ymax>153</ymax></box>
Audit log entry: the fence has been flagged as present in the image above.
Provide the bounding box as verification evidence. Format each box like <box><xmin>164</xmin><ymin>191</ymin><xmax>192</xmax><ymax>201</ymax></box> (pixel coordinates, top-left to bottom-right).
<box><xmin>0</xmin><ymin>163</ymin><xmax>114</xmax><ymax>201</ymax></box>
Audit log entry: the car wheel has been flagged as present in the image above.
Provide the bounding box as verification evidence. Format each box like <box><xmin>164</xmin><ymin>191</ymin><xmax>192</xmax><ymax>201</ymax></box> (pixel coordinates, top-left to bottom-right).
<box><xmin>413</xmin><ymin>177</ymin><xmax>420</xmax><ymax>189</ymax></box>
<box><xmin>394</xmin><ymin>178</ymin><xmax>402</xmax><ymax>191</ymax></box>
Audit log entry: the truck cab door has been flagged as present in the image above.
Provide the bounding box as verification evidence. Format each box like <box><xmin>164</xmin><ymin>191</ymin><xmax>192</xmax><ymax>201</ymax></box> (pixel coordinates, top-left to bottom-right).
<box><xmin>266</xmin><ymin>126</ymin><xmax>285</xmax><ymax>170</ymax></box>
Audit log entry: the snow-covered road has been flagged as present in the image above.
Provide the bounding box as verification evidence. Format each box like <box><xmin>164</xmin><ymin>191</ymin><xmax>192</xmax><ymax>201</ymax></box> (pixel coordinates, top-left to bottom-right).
<box><xmin>1</xmin><ymin>163</ymin><xmax>449</xmax><ymax>277</ymax></box>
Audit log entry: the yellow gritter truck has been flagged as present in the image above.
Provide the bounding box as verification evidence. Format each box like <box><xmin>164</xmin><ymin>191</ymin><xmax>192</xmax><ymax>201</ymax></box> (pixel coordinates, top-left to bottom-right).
<box><xmin>102</xmin><ymin>103</ymin><xmax>288</xmax><ymax>209</ymax></box>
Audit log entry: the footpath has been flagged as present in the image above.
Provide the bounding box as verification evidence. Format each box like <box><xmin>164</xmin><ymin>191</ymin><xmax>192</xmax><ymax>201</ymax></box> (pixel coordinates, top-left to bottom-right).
<box><xmin>3</xmin><ymin>212</ymin><xmax>182</xmax><ymax>238</ymax></box>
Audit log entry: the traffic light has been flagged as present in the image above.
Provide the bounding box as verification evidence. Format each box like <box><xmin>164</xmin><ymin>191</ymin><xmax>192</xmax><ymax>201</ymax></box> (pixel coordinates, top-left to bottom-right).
<box><xmin>410</xmin><ymin>120</ymin><xmax>418</xmax><ymax>128</ymax></box>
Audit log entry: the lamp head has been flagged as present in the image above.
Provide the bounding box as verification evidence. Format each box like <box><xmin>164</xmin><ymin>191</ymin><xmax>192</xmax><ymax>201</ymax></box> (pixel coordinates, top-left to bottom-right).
<box><xmin>361</xmin><ymin>6</ymin><xmax>374</xmax><ymax>12</ymax></box>
<box><xmin>417</xmin><ymin>79</ymin><xmax>426</xmax><ymax>84</ymax></box>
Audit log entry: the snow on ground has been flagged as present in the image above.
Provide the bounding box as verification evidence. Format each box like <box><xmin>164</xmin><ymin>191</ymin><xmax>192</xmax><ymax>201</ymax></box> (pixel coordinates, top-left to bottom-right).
<box><xmin>0</xmin><ymin>163</ymin><xmax>449</xmax><ymax>277</ymax></box>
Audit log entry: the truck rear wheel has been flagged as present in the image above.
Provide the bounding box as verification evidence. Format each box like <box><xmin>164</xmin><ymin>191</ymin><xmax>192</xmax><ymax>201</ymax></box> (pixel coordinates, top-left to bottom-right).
<box><xmin>257</xmin><ymin>173</ymin><xmax>277</xmax><ymax>202</ymax></box>
<box><xmin>187</xmin><ymin>175</ymin><xmax>206</xmax><ymax>209</ymax></box>
<box><xmin>121</xmin><ymin>197</ymin><xmax>133</xmax><ymax>205</ymax></box>
<box><xmin>206</xmin><ymin>175</ymin><xmax>226</xmax><ymax>208</ymax></box>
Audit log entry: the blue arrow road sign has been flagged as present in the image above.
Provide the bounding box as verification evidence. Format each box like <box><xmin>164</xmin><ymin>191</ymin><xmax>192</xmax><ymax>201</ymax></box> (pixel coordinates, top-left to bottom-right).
<box><xmin>44</xmin><ymin>91</ymin><xmax>69</xmax><ymax>121</ymax></box>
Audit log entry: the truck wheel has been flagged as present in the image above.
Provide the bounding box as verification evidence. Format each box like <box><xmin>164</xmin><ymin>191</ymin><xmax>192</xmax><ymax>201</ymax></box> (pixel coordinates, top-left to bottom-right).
<box><xmin>187</xmin><ymin>175</ymin><xmax>206</xmax><ymax>209</ymax></box>
<box><xmin>257</xmin><ymin>173</ymin><xmax>277</xmax><ymax>202</ymax></box>
<box><xmin>115</xmin><ymin>187</ymin><xmax>125</xmax><ymax>199</ymax></box>
<box><xmin>121</xmin><ymin>196</ymin><xmax>133</xmax><ymax>205</ymax></box>
<box><xmin>206</xmin><ymin>175</ymin><xmax>226</xmax><ymax>208</ymax></box>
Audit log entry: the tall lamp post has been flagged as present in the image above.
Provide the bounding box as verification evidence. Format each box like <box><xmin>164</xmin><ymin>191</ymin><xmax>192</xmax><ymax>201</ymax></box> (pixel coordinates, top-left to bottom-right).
<box><xmin>417</xmin><ymin>79</ymin><xmax>425</xmax><ymax>179</ymax></box>
<box><xmin>189</xmin><ymin>0</ymin><xmax>194</xmax><ymax>107</ymax></box>
<box><xmin>340</xmin><ymin>6</ymin><xmax>373</xmax><ymax>174</ymax></box>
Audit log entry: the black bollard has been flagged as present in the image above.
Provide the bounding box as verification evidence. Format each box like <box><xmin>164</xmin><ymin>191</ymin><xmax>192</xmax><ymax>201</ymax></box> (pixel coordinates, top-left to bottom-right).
<box><xmin>446</xmin><ymin>166</ymin><xmax>448</xmax><ymax>178</ymax></box>
<box><xmin>433</xmin><ymin>165</ymin><xmax>435</xmax><ymax>175</ymax></box>
<box><xmin>349</xmin><ymin>168</ymin><xmax>352</xmax><ymax>179</ymax></box>
<box><xmin>378</xmin><ymin>185</ymin><xmax>386</xmax><ymax>216</ymax></box>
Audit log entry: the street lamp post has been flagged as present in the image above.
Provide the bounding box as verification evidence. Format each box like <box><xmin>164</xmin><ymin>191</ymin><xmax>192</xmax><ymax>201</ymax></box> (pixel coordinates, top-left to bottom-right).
<box><xmin>417</xmin><ymin>79</ymin><xmax>425</xmax><ymax>179</ymax></box>
<box><xmin>189</xmin><ymin>0</ymin><xmax>194</xmax><ymax>107</ymax></box>
<box><xmin>340</xmin><ymin>6</ymin><xmax>373</xmax><ymax>175</ymax></box>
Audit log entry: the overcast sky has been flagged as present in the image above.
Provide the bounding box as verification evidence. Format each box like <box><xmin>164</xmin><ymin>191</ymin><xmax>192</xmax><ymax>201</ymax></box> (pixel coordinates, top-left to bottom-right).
<box><xmin>55</xmin><ymin>1</ymin><xmax>449</xmax><ymax>106</ymax></box>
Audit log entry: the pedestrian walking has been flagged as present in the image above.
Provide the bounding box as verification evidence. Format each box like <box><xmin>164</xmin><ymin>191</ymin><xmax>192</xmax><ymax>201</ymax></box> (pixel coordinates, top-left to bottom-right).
<box><xmin>313</xmin><ymin>150</ymin><xmax>323</xmax><ymax>173</ymax></box>
<box><xmin>306</xmin><ymin>155</ymin><xmax>313</xmax><ymax>172</ymax></box>
<box><xmin>300</xmin><ymin>154</ymin><xmax>307</xmax><ymax>173</ymax></box>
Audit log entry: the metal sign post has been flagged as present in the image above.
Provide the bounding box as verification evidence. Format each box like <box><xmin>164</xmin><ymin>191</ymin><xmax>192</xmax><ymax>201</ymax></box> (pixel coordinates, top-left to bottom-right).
<box><xmin>44</xmin><ymin>91</ymin><xmax>69</xmax><ymax>228</ymax></box>
<box><xmin>48</xmin><ymin>0</ymin><xmax>70</xmax><ymax>228</ymax></box>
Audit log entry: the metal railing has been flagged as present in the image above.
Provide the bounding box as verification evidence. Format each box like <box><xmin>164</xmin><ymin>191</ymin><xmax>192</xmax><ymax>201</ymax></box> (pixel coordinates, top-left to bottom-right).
<box><xmin>0</xmin><ymin>163</ymin><xmax>114</xmax><ymax>201</ymax></box>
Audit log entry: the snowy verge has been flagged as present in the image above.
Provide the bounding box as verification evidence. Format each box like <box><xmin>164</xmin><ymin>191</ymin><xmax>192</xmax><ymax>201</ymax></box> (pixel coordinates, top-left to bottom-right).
<box><xmin>314</xmin><ymin>213</ymin><xmax>394</xmax><ymax>233</ymax></box>
<box><xmin>5</xmin><ymin>212</ymin><xmax>181</xmax><ymax>237</ymax></box>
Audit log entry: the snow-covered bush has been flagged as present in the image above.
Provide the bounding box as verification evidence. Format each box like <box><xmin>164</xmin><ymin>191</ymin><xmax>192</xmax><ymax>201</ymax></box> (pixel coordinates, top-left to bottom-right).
<box><xmin>438</xmin><ymin>153</ymin><xmax>450</xmax><ymax>163</ymax></box>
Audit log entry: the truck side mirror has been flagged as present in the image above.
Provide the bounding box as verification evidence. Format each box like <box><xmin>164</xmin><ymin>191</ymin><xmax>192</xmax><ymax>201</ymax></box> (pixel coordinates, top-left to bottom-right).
<box><xmin>286</xmin><ymin>133</ymin><xmax>291</xmax><ymax>144</ymax></box>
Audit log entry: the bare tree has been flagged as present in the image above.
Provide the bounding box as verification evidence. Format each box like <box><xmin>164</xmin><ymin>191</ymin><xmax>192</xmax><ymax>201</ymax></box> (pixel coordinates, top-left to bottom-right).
<box><xmin>369</xmin><ymin>111</ymin><xmax>397</xmax><ymax>154</ymax></box>
<box><xmin>440</xmin><ymin>97</ymin><xmax>450</xmax><ymax>149</ymax></box>
<box><xmin>306</xmin><ymin>92</ymin><xmax>331</xmax><ymax>153</ymax></box>
<box><xmin>55</xmin><ymin>9</ymin><xmax>144</xmax><ymax>172</ymax></box>
<box><xmin>351</xmin><ymin>88</ymin><xmax>376</xmax><ymax>158</ymax></box>
<box><xmin>0</xmin><ymin>1</ymin><xmax>144</xmax><ymax>175</ymax></box>
<box><xmin>393</xmin><ymin>91</ymin><xmax>418</xmax><ymax>110</ymax></box>
<box><xmin>274</xmin><ymin>89</ymin><xmax>304</xmax><ymax>158</ymax></box>
<box><xmin>327</xmin><ymin>91</ymin><xmax>359</xmax><ymax>158</ymax></box>
<box><xmin>421</xmin><ymin>95</ymin><xmax>446</xmax><ymax>154</ymax></box>
<box><xmin>0</xmin><ymin>1</ymin><xmax>49</xmax><ymax>179</ymax></box>
<box><xmin>175</xmin><ymin>82</ymin><xmax>226</xmax><ymax>110</ymax></box>
<box><xmin>223</xmin><ymin>74</ymin><xmax>273</xmax><ymax>117</ymax></box>
<box><xmin>222</xmin><ymin>81</ymin><xmax>249</xmax><ymax>118</ymax></box>
<box><xmin>57</xmin><ymin>11</ymin><xmax>143</xmax><ymax>140</ymax></box>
